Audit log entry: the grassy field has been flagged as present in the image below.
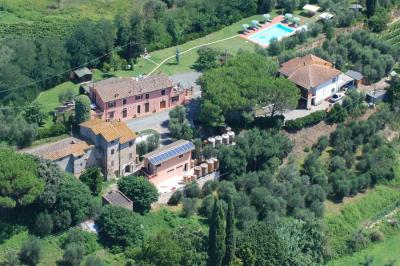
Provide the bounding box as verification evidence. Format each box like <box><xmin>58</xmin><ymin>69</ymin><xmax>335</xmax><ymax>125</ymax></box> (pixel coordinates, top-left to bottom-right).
<box><xmin>328</xmin><ymin>231</ymin><xmax>400</xmax><ymax>266</ymax></box>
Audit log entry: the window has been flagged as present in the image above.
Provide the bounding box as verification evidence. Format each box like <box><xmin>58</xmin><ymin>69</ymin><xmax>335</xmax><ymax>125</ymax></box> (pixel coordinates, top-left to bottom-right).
<box><xmin>137</xmin><ymin>105</ymin><xmax>141</xmax><ymax>114</ymax></box>
<box><xmin>145</xmin><ymin>94</ymin><xmax>149</xmax><ymax>99</ymax></box>
<box><xmin>108</xmin><ymin>111</ymin><xmax>115</xmax><ymax>119</ymax></box>
<box><xmin>122</xmin><ymin>108</ymin><xmax>127</xmax><ymax>118</ymax></box>
<box><xmin>179</xmin><ymin>154</ymin><xmax>183</xmax><ymax>158</ymax></box>
<box><xmin>108</xmin><ymin>101</ymin><xmax>116</xmax><ymax>108</ymax></box>
<box><xmin>111</xmin><ymin>149</ymin><xmax>115</xmax><ymax>155</ymax></box>
<box><xmin>172</xmin><ymin>95</ymin><xmax>179</xmax><ymax>102</ymax></box>
<box><xmin>156</xmin><ymin>164</ymin><xmax>161</xmax><ymax>168</ymax></box>
<box><xmin>176</xmin><ymin>165</ymin><xmax>183</xmax><ymax>169</ymax></box>
<box><xmin>129</xmin><ymin>153</ymin><xmax>133</xmax><ymax>159</ymax></box>
<box><xmin>111</xmin><ymin>160</ymin><xmax>114</xmax><ymax>167</ymax></box>
<box><xmin>161</xmin><ymin>90</ymin><xmax>166</xmax><ymax>95</ymax></box>
<box><xmin>167</xmin><ymin>168</ymin><xmax>174</xmax><ymax>173</ymax></box>
<box><xmin>129</xmin><ymin>141</ymin><xmax>133</xmax><ymax>147</ymax></box>
<box><xmin>123</xmin><ymin>98</ymin><xmax>127</xmax><ymax>105</ymax></box>
<box><xmin>184</xmin><ymin>163</ymin><xmax>188</xmax><ymax>171</ymax></box>
<box><xmin>135</xmin><ymin>95</ymin><xmax>142</xmax><ymax>100</ymax></box>
<box><xmin>145</xmin><ymin>102</ymin><xmax>149</xmax><ymax>112</ymax></box>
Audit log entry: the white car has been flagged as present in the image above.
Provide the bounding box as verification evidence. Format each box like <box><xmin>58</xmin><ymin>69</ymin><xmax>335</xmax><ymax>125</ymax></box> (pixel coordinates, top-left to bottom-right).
<box><xmin>330</xmin><ymin>92</ymin><xmax>345</xmax><ymax>103</ymax></box>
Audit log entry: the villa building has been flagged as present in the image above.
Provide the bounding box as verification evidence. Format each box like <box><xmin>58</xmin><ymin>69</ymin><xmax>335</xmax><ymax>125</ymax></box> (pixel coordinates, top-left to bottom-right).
<box><xmin>87</xmin><ymin>74</ymin><xmax>191</xmax><ymax>121</ymax></box>
<box><xmin>80</xmin><ymin>119</ymin><xmax>138</xmax><ymax>179</ymax></box>
<box><xmin>142</xmin><ymin>140</ymin><xmax>195</xmax><ymax>193</ymax></box>
<box><xmin>279</xmin><ymin>54</ymin><xmax>354</xmax><ymax>109</ymax></box>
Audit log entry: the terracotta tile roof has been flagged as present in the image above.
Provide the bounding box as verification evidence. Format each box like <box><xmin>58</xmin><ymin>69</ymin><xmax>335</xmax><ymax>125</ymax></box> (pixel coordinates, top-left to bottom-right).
<box><xmin>27</xmin><ymin>137</ymin><xmax>93</xmax><ymax>161</ymax></box>
<box><xmin>90</xmin><ymin>74</ymin><xmax>173</xmax><ymax>103</ymax></box>
<box><xmin>80</xmin><ymin>119</ymin><xmax>136</xmax><ymax>144</ymax></box>
<box><xmin>279</xmin><ymin>54</ymin><xmax>342</xmax><ymax>89</ymax></box>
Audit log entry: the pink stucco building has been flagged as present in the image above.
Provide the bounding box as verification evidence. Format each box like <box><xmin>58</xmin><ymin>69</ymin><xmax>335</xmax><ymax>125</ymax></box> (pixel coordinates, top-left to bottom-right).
<box><xmin>142</xmin><ymin>140</ymin><xmax>195</xmax><ymax>191</ymax></box>
<box><xmin>88</xmin><ymin>74</ymin><xmax>191</xmax><ymax>121</ymax></box>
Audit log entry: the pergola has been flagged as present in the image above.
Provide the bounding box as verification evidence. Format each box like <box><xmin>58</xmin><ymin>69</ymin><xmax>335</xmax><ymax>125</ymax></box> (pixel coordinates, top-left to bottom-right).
<box><xmin>303</xmin><ymin>4</ymin><xmax>320</xmax><ymax>15</ymax></box>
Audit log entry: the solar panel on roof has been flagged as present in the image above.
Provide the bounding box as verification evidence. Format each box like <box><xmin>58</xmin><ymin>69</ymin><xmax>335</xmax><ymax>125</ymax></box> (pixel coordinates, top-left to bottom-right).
<box><xmin>147</xmin><ymin>141</ymin><xmax>195</xmax><ymax>165</ymax></box>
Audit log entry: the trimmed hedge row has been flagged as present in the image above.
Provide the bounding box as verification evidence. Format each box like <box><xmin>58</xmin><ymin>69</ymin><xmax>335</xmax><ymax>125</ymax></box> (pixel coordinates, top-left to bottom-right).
<box><xmin>284</xmin><ymin>110</ymin><xmax>326</xmax><ymax>131</ymax></box>
<box><xmin>37</xmin><ymin>124</ymin><xmax>67</xmax><ymax>140</ymax></box>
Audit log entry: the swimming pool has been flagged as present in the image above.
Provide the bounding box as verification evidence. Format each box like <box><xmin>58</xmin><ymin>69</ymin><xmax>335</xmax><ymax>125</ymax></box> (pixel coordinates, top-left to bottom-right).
<box><xmin>248</xmin><ymin>23</ymin><xmax>294</xmax><ymax>46</ymax></box>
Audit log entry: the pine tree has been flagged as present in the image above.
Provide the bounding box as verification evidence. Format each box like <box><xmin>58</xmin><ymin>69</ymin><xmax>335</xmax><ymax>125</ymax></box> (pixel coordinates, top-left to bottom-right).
<box><xmin>223</xmin><ymin>196</ymin><xmax>235</xmax><ymax>266</ymax></box>
<box><xmin>208</xmin><ymin>198</ymin><xmax>226</xmax><ymax>266</ymax></box>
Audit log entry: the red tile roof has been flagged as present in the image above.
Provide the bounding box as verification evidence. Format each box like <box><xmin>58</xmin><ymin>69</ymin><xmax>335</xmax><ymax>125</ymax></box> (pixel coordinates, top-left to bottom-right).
<box><xmin>90</xmin><ymin>74</ymin><xmax>173</xmax><ymax>103</ymax></box>
<box><xmin>279</xmin><ymin>54</ymin><xmax>342</xmax><ymax>89</ymax></box>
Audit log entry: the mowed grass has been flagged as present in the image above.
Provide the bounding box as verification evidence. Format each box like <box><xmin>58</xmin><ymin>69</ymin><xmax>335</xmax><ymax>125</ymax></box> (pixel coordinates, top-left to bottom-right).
<box><xmin>328</xmin><ymin>231</ymin><xmax>400</xmax><ymax>266</ymax></box>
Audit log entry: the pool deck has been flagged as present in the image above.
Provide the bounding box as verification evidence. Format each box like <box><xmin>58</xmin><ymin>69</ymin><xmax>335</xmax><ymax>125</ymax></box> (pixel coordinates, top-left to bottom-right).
<box><xmin>240</xmin><ymin>15</ymin><xmax>299</xmax><ymax>47</ymax></box>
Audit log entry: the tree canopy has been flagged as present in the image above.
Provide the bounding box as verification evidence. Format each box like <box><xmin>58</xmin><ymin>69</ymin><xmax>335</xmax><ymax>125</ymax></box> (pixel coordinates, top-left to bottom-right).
<box><xmin>199</xmin><ymin>52</ymin><xmax>298</xmax><ymax>129</ymax></box>
<box><xmin>0</xmin><ymin>148</ymin><xmax>44</xmax><ymax>208</ymax></box>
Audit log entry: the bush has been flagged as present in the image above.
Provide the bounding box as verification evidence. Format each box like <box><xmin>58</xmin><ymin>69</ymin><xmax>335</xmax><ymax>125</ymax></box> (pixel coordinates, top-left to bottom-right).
<box><xmin>19</xmin><ymin>238</ymin><xmax>42</xmax><ymax>266</ymax></box>
<box><xmin>60</xmin><ymin>228</ymin><xmax>100</xmax><ymax>254</ymax></box>
<box><xmin>370</xmin><ymin>230</ymin><xmax>384</xmax><ymax>242</ymax></box>
<box><xmin>62</xmin><ymin>243</ymin><xmax>85</xmax><ymax>266</ymax></box>
<box><xmin>181</xmin><ymin>198</ymin><xmax>197</xmax><ymax>217</ymax></box>
<box><xmin>79</xmin><ymin>167</ymin><xmax>103</xmax><ymax>195</ymax></box>
<box><xmin>34</xmin><ymin>212</ymin><xmax>53</xmax><ymax>236</ymax></box>
<box><xmin>348</xmin><ymin>231</ymin><xmax>370</xmax><ymax>252</ymax></box>
<box><xmin>168</xmin><ymin>190</ymin><xmax>183</xmax><ymax>205</ymax></box>
<box><xmin>183</xmin><ymin>182</ymin><xmax>201</xmax><ymax>198</ymax></box>
<box><xmin>327</xmin><ymin>103</ymin><xmax>348</xmax><ymax>124</ymax></box>
<box><xmin>36</xmin><ymin>123</ymin><xmax>66</xmax><ymax>140</ymax></box>
<box><xmin>284</xmin><ymin>111</ymin><xmax>326</xmax><ymax>131</ymax></box>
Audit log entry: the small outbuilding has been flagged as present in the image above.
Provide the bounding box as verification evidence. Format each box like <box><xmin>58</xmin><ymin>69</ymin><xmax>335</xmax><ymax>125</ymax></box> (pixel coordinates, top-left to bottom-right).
<box><xmin>345</xmin><ymin>70</ymin><xmax>364</xmax><ymax>88</ymax></box>
<box><xmin>72</xmin><ymin>67</ymin><xmax>93</xmax><ymax>83</ymax></box>
<box><xmin>319</xmin><ymin>12</ymin><xmax>334</xmax><ymax>21</ymax></box>
<box><xmin>102</xmin><ymin>189</ymin><xmax>133</xmax><ymax>210</ymax></box>
<box><xmin>366</xmin><ymin>90</ymin><xmax>387</xmax><ymax>104</ymax></box>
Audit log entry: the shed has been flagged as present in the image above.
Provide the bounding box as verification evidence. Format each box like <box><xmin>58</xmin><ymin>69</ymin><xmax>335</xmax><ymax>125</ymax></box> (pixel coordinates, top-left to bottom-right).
<box><xmin>345</xmin><ymin>70</ymin><xmax>364</xmax><ymax>87</ymax></box>
<box><xmin>73</xmin><ymin>67</ymin><xmax>93</xmax><ymax>83</ymax></box>
<box><xmin>366</xmin><ymin>90</ymin><xmax>387</xmax><ymax>104</ymax></box>
<box><xmin>102</xmin><ymin>190</ymin><xmax>133</xmax><ymax>210</ymax></box>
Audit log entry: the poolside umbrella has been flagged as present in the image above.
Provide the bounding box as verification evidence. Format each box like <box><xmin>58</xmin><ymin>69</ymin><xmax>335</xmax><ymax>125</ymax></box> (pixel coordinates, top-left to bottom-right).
<box><xmin>251</xmin><ymin>20</ymin><xmax>259</xmax><ymax>28</ymax></box>
<box><xmin>284</xmin><ymin>13</ymin><xmax>293</xmax><ymax>21</ymax></box>
<box><xmin>242</xmin><ymin>24</ymin><xmax>249</xmax><ymax>30</ymax></box>
<box><xmin>293</xmin><ymin>17</ymin><xmax>300</xmax><ymax>25</ymax></box>
<box><xmin>263</xmin><ymin>14</ymin><xmax>271</xmax><ymax>21</ymax></box>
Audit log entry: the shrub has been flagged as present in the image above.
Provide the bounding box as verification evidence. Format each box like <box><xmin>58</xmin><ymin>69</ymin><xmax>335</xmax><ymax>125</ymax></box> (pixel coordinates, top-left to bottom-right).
<box><xmin>62</xmin><ymin>243</ymin><xmax>85</xmax><ymax>266</ymax></box>
<box><xmin>348</xmin><ymin>231</ymin><xmax>370</xmax><ymax>252</ymax></box>
<box><xmin>370</xmin><ymin>230</ymin><xmax>384</xmax><ymax>242</ymax></box>
<box><xmin>34</xmin><ymin>212</ymin><xmax>53</xmax><ymax>236</ymax></box>
<box><xmin>19</xmin><ymin>238</ymin><xmax>42</xmax><ymax>266</ymax></box>
<box><xmin>60</xmin><ymin>228</ymin><xmax>100</xmax><ymax>254</ymax></box>
<box><xmin>284</xmin><ymin>111</ymin><xmax>326</xmax><ymax>131</ymax></box>
<box><xmin>181</xmin><ymin>198</ymin><xmax>197</xmax><ymax>217</ymax></box>
<box><xmin>168</xmin><ymin>191</ymin><xmax>183</xmax><ymax>205</ymax></box>
<box><xmin>36</xmin><ymin>123</ymin><xmax>66</xmax><ymax>140</ymax></box>
<box><xmin>183</xmin><ymin>182</ymin><xmax>201</xmax><ymax>198</ymax></box>
<box><xmin>79</xmin><ymin>167</ymin><xmax>103</xmax><ymax>195</ymax></box>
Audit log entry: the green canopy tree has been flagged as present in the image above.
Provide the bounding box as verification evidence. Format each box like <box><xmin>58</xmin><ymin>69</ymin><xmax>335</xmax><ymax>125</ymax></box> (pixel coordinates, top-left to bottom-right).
<box><xmin>0</xmin><ymin>148</ymin><xmax>44</xmax><ymax>208</ymax></box>
<box><xmin>74</xmin><ymin>95</ymin><xmax>91</xmax><ymax>124</ymax></box>
<box><xmin>223</xmin><ymin>196</ymin><xmax>235</xmax><ymax>266</ymax></box>
<box><xmin>23</xmin><ymin>103</ymin><xmax>47</xmax><ymax>126</ymax></box>
<box><xmin>79</xmin><ymin>167</ymin><xmax>103</xmax><ymax>195</ymax></box>
<box><xmin>118</xmin><ymin>175</ymin><xmax>158</xmax><ymax>213</ymax></box>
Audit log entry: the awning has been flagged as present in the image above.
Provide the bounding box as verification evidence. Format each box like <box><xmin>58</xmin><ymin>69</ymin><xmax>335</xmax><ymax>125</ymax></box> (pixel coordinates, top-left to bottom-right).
<box><xmin>303</xmin><ymin>4</ymin><xmax>320</xmax><ymax>12</ymax></box>
<box><xmin>337</xmin><ymin>74</ymin><xmax>354</xmax><ymax>88</ymax></box>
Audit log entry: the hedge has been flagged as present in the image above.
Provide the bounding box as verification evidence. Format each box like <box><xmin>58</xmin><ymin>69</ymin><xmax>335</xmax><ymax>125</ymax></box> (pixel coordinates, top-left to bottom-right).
<box><xmin>37</xmin><ymin>124</ymin><xmax>67</xmax><ymax>140</ymax></box>
<box><xmin>284</xmin><ymin>111</ymin><xmax>326</xmax><ymax>131</ymax></box>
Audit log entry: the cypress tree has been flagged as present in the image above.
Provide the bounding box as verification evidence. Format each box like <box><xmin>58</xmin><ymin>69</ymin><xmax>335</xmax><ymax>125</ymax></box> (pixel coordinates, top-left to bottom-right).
<box><xmin>208</xmin><ymin>198</ymin><xmax>226</xmax><ymax>266</ymax></box>
<box><xmin>223</xmin><ymin>196</ymin><xmax>235</xmax><ymax>266</ymax></box>
<box><xmin>366</xmin><ymin>0</ymin><xmax>377</xmax><ymax>18</ymax></box>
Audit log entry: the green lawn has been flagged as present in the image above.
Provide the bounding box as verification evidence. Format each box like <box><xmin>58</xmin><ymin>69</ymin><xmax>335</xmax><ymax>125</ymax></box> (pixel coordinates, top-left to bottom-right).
<box><xmin>328</xmin><ymin>231</ymin><xmax>400</xmax><ymax>266</ymax></box>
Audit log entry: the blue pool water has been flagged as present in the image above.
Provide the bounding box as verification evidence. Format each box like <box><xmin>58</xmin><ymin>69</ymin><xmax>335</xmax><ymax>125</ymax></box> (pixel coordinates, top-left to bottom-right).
<box><xmin>248</xmin><ymin>23</ymin><xmax>294</xmax><ymax>46</ymax></box>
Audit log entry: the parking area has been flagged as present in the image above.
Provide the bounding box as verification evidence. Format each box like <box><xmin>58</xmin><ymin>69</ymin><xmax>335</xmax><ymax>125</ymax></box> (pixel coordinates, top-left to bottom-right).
<box><xmin>125</xmin><ymin>71</ymin><xmax>202</xmax><ymax>145</ymax></box>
